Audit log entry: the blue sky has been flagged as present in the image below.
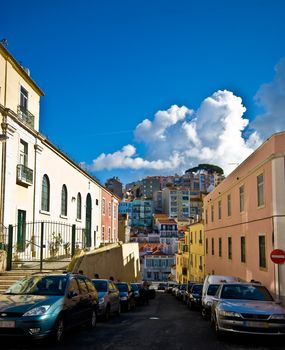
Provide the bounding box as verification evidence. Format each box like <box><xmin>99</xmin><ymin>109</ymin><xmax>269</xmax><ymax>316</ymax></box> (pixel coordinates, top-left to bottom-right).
<box><xmin>2</xmin><ymin>0</ymin><xmax>285</xmax><ymax>184</ymax></box>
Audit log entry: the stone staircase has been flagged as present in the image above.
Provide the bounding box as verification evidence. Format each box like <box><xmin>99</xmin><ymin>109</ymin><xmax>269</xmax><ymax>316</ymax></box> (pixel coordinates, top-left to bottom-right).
<box><xmin>0</xmin><ymin>270</ymin><xmax>35</xmax><ymax>294</ymax></box>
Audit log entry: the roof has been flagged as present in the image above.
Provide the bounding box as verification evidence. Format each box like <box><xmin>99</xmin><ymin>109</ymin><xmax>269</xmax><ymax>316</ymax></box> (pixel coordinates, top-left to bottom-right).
<box><xmin>157</xmin><ymin>218</ymin><xmax>177</xmax><ymax>224</ymax></box>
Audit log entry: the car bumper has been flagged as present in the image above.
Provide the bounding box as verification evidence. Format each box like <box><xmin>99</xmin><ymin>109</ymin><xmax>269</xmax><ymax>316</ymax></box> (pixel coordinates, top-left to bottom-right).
<box><xmin>218</xmin><ymin>318</ymin><xmax>285</xmax><ymax>335</ymax></box>
<box><xmin>0</xmin><ymin>315</ymin><xmax>57</xmax><ymax>338</ymax></box>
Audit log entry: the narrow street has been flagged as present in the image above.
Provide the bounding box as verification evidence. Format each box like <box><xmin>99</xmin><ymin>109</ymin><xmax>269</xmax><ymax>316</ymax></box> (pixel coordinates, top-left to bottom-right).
<box><xmin>2</xmin><ymin>292</ymin><xmax>284</xmax><ymax>350</ymax></box>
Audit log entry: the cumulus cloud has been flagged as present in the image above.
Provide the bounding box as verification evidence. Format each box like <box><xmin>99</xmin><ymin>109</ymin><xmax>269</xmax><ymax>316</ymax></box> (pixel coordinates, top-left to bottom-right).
<box><xmin>251</xmin><ymin>58</ymin><xmax>285</xmax><ymax>138</ymax></box>
<box><xmin>88</xmin><ymin>89</ymin><xmax>263</xmax><ymax>176</ymax></box>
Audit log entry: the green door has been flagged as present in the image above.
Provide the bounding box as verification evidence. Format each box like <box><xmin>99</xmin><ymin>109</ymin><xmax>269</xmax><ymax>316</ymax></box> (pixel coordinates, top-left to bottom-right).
<box><xmin>17</xmin><ymin>210</ymin><xmax>26</xmax><ymax>252</ymax></box>
<box><xmin>85</xmin><ymin>194</ymin><xmax>92</xmax><ymax>247</ymax></box>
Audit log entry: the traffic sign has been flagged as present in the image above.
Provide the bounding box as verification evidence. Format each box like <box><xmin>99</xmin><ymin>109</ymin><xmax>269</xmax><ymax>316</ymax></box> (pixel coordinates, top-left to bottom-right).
<box><xmin>270</xmin><ymin>249</ymin><xmax>285</xmax><ymax>264</ymax></box>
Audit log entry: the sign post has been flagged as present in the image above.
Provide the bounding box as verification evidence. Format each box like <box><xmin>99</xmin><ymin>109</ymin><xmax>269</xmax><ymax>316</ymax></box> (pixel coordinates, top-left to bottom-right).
<box><xmin>270</xmin><ymin>249</ymin><xmax>285</xmax><ymax>301</ymax></box>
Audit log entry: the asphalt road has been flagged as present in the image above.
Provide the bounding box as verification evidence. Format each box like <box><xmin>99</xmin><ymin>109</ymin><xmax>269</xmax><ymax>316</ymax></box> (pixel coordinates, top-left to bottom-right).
<box><xmin>2</xmin><ymin>292</ymin><xmax>284</xmax><ymax>350</ymax></box>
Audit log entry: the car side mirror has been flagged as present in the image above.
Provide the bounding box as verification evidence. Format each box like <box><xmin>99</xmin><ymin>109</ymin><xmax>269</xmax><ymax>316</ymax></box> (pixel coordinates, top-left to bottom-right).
<box><xmin>68</xmin><ymin>290</ymin><xmax>78</xmax><ymax>298</ymax></box>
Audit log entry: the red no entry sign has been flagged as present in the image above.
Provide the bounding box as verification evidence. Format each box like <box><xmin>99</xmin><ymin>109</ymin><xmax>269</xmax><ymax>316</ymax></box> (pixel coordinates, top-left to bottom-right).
<box><xmin>270</xmin><ymin>249</ymin><xmax>285</xmax><ymax>264</ymax></box>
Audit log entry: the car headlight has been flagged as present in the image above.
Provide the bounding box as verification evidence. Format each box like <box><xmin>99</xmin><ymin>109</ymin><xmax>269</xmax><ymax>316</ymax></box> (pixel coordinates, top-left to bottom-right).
<box><xmin>99</xmin><ymin>297</ymin><xmax>105</xmax><ymax>305</ymax></box>
<box><xmin>206</xmin><ymin>301</ymin><xmax>212</xmax><ymax>306</ymax></box>
<box><xmin>270</xmin><ymin>314</ymin><xmax>285</xmax><ymax>320</ymax></box>
<box><xmin>23</xmin><ymin>305</ymin><xmax>51</xmax><ymax>316</ymax></box>
<box><xmin>120</xmin><ymin>296</ymin><xmax>128</xmax><ymax>301</ymax></box>
<box><xmin>219</xmin><ymin>310</ymin><xmax>241</xmax><ymax>318</ymax></box>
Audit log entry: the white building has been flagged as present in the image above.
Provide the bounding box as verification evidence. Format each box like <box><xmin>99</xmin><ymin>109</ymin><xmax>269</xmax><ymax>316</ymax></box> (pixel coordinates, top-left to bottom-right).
<box><xmin>0</xmin><ymin>43</ymin><xmax>118</xmax><ymax>264</ymax></box>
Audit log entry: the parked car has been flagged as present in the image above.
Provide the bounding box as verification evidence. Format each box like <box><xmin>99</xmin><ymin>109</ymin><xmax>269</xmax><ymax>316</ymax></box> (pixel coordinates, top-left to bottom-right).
<box><xmin>0</xmin><ymin>273</ymin><xmax>98</xmax><ymax>343</ymax></box>
<box><xmin>202</xmin><ymin>275</ymin><xmax>239</xmax><ymax>318</ymax></box>
<box><xmin>115</xmin><ymin>282</ymin><xmax>136</xmax><ymax>311</ymax></box>
<box><xmin>92</xmin><ymin>279</ymin><xmax>120</xmax><ymax>320</ymax></box>
<box><xmin>131</xmin><ymin>283</ymin><xmax>142</xmax><ymax>305</ymax></box>
<box><xmin>211</xmin><ymin>283</ymin><xmax>285</xmax><ymax>338</ymax></box>
<box><xmin>188</xmin><ymin>283</ymin><xmax>203</xmax><ymax>310</ymax></box>
<box><xmin>147</xmin><ymin>283</ymin><xmax>156</xmax><ymax>299</ymax></box>
<box><xmin>176</xmin><ymin>284</ymin><xmax>187</xmax><ymax>301</ymax></box>
<box><xmin>157</xmin><ymin>283</ymin><xmax>167</xmax><ymax>291</ymax></box>
<box><xmin>184</xmin><ymin>282</ymin><xmax>195</xmax><ymax>305</ymax></box>
<box><xmin>165</xmin><ymin>283</ymin><xmax>175</xmax><ymax>293</ymax></box>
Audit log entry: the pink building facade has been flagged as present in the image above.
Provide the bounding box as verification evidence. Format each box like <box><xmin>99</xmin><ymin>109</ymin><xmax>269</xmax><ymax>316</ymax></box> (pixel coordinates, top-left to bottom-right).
<box><xmin>204</xmin><ymin>132</ymin><xmax>285</xmax><ymax>303</ymax></box>
<box><xmin>101</xmin><ymin>187</ymin><xmax>119</xmax><ymax>244</ymax></box>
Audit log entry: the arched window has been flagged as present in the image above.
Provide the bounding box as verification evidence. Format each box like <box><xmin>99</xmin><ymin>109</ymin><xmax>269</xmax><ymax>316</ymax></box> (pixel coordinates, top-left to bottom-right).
<box><xmin>61</xmin><ymin>185</ymin><xmax>68</xmax><ymax>216</ymax></box>
<box><xmin>41</xmin><ymin>175</ymin><xmax>50</xmax><ymax>211</ymax></box>
<box><xmin>77</xmin><ymin>192</ymin><xmax>82</xmax><ymax>220</ymax></box>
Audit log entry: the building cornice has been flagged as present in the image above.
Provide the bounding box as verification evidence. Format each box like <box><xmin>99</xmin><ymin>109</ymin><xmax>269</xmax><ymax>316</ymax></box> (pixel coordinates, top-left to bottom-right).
<box><xmin>0</xmin><ymin>43</ymin><xmax>44</xmax><ymax>96</ymax></box>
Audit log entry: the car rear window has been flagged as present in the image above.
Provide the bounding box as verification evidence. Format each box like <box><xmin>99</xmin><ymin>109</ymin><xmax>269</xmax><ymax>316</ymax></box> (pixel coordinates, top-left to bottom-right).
<box><xmin>116</xmin><ymin>283</ymin><xmax>128</xmax><ymax>292</ymax></box>
<box><xmin>93</xmin><ymin>280</ymin><xmax>108</xmax><ymax>292</ymax></box>
<box><xmin>221</xmin><ymin>285</ymin><xmax>273</xmax><ymax>301</ymax></box>
<box><xmin>192</xmin><ymin>285</ymin><xmax>203</xmax><ymax>293</ymax></box>
<box><xmin>207</xmin><ymin>284</ymin><xmax>220</xmax><ymax>296</ymax></box>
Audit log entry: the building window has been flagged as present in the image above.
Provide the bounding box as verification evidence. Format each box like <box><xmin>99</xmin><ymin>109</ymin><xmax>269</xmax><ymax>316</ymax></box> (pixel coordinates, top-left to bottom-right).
<box><xmin>239</xmin><ymin>185</ymin><xmax>244</xmax><ymax>212</ymax></box>
<box><xmin>41</xmin><ymin>175</ymin><xmax>50</xmax><ymax>212</ymax></box>
<box><xmin>211</xmin><ymin>205</ymin><xmax>214</xmax><ymax>222</ymax></box>
<box><xmin>199</xmin><ymin>230</ymin><xmax>202</xmax><ymax>244</ymax></box>
<box><xmin>108</xmin><ymin>202</ymin><xmax>111</xmax><ymax>217</ymax></box>
<box><xmin>77</xmin><ymin>192</ymin><xmax>82</xmax><ymax>220</ymax></box>
<box><xmin>218</xmin><ymin>238</ymin><xmax>222</xmax><ymax>257</ymax></box>
<box><xmin>211</xmin><ymin>238</ymin><xmax>214</xmax><ymax>255</ymax></box>
<box><xmin>114</xmin><ymin>204</ymin><xmax>117</xmax><ymax>219</ymax></box>
<box><xmin>19</xmin><ymin>139</ymin><xmax>28</xmax><ymax>166</ymax></box>
<box><xmin>205</xmin><ymin>209</ymin><xmax>208</xmax><ymax>224</ymax></box>
<box><xmin>108</xmin><ymin>227</ymin><xmax>111</xmax><ymax>242</ymax></box>
<box><xmin>61</xmin><ymin>185</ymin><xmax>68</xmax><ymax>216</ymax></box>
<box><xmin>20</xmin><ymin>86</ymin><xmax>28</xmax><ymax>111</ymax></box>
<box><xmin>241</xmin><ymin>236</ymin><xmax>246</xmax><ymax>263</ymax></box>
<box><xmin>102</xmin><ymin>199</ymin><xmax>106</xmax><ymax>214</ymax></box>
<box><xmin>206</xmin><ymin>238</ymin><xmax>208</xmax><ymax>254</ymax></box>
<box><xmin>259</xmin><ymin>235</ymin><xmax>266</xmax><ymax>268</ymax></box>
<box><xmin>102</xmin><ymin>226</ymin><xmax>105</xmax><ymax>241</ymax></box>
<box><xmin>227</xmin><ymin>194</ymin><xmax>231</xmax><ymax>216</ymax></box>
<box><xmin>257</xmin><ymin>173</ymin><xmax>264</xmax><ymax>207</ymax></box>
<box><xmin>228</xmin><ymin>237</ymin><xmax>232</xmax><ymax>260</ymax></box>
<box><xmin>218</xmin><ymin>200</ymin><xmax>222</xmax><ymax>220</ymax></box>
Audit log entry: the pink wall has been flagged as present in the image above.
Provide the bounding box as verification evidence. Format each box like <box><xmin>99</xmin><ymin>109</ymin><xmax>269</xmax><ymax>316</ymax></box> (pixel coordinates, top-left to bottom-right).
<box><xmin>204</xmin><ymin>132</ymin><xmax>285</xmax><ymax>296</ymax></box>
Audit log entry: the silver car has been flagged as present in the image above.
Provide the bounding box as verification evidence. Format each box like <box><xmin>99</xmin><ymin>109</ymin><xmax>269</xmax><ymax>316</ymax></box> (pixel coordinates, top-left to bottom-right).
<box><xmin>211</xmin><ymin>283</ymin><xmax>285</xmax><ymax>337</ymax></box>
<box><xmin>92</xmin><ymin>279</ymin><xmax>121</xmax><ymax>320</ymax></box>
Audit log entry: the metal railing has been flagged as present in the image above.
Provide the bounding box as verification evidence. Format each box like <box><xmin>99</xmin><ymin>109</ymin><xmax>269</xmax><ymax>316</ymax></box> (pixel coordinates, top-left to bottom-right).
<box><xmin>16</xmin><ymin>164</ymin><xmax>33</xmax><ymax>185</ymax></box>
<box><xmin>17</xmin><ymin>105</ymin><xmax>35</xmax><ymax>128</ymax></box>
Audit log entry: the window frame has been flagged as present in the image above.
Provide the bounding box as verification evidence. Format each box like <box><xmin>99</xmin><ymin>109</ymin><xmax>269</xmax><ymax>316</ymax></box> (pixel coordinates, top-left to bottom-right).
<box><xmin>41</xmin><ymin>174</ymin><xmax>50</xmax><ymax>212</ymax></box>
<box><xmin>61</xmin><ymin>184</ymin><xmax>68</xmax><ymax>216</ymax></box>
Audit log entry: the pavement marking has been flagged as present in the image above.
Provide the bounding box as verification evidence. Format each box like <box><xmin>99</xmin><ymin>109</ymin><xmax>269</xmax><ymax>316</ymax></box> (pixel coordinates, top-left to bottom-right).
<box><xmin>149</xmin><ymin>317</ymin><xmax>160</xmax><ymax>320</ymax></box>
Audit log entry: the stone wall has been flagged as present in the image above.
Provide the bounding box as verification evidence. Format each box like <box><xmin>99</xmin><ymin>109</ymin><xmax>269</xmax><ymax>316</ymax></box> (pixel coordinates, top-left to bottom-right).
<box><xmin>68</xmin><ymin>242</ymin><xmax>141</xmax><ymax>282</ymax></box>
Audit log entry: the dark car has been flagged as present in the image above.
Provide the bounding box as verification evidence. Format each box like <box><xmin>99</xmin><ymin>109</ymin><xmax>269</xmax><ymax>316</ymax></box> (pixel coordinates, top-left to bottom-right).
<box><xmin>188</xmin><ymin>283</ymin><xmax>203</xmax><ymax>309</ymax></box>
<box><xmin>92</xmin><ymin>279</ymin><xmax>120</xmax><ymax>320</ymax></box>
<box><xmin>131</xmin><ymin>283</ymin><xmax>142</xmax><ymax>305</ymax></box>
<box><xmin>115</xmin><ymin>282</ymin><xmax>136</xmax><ymax>312</ymax></box>
<box><xmin>0</xmin><ymin>273</ymin><xmax>98</xmax><ymax>343</ymax></box>
<box><xmin>157</xmin><ymin>283</ymin><xmax>167</xmax><ymax>291</ymax></box>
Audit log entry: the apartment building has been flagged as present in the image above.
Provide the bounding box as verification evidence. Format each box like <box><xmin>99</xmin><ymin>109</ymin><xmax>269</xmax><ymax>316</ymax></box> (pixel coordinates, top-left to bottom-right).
<box><xmin>189</xmin><ymin>221</ymin><xmax>205</xmax><ymax>282</ymax></box>
<box><xmin>162</xmin><ymin>187</ymin><xmax>190</xmax><ymax>219</ymax></box>
<box><xmin>204</xmin><ymin>132</ymin><xmax>285</xmax><ymax>303</ymax></box>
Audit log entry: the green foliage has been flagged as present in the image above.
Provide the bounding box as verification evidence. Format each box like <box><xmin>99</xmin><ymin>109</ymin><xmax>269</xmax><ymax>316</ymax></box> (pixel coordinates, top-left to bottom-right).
<box><xmin>186</xmin><ymin>163</ymin><xmax>224</xmax><ymax>174</ymax></box>
<box><xmin>49</xmin><ymin>233</ymin><xmax>63</xmax><ymax>258</ymax></box>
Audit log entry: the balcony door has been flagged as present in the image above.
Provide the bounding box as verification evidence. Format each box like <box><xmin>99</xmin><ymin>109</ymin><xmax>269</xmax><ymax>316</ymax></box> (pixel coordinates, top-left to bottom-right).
<box><xmin>17</xmin><ymin>210</ymin><xmax>26</xmax><ymax>252</ymax></box>
<box><xmin>85</xmin><ymin>194</ymin><xmax>92</xmax><ymax>247</ymax></box>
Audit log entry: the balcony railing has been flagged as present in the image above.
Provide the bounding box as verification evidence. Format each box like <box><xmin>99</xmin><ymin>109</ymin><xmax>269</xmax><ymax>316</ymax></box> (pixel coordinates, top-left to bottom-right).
<box><xmin>17</xmin><ymin>164</ymin><xmax>33</xmax><ymax>186</ymax></box>
<box><xmin>17</xmin><ymin>105</ymin><xmax>35</xmax><ymax>128</ymax></box>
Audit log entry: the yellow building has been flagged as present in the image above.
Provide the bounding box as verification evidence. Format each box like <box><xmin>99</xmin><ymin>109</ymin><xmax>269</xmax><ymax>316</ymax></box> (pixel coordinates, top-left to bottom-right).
<box><xmin>175</xmin><ymin>237</ymin><xmax>190</xmax><ymax>284</ymax></box>
<box><xmin>189</xmin><ymin>221</ymin><xmax>205</xmax><ymax>282</ymax></box>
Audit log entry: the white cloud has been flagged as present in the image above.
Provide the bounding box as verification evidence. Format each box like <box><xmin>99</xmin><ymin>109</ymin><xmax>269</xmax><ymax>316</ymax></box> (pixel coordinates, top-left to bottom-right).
<box><xmin>89</xmin><ymin>89</ymin><xmax>262</xmax><ymax>176</ymax></box>
<box><xmin>251</xmin><ymin>58</ymin><xmax>285</xmax><ymax>138</ymax></box>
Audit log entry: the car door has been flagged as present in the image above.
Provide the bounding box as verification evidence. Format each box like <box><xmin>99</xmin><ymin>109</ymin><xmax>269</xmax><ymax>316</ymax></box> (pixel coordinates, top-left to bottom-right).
<box><xmin>65</xmin><ymin>278</ymin><xmax>81</xmax><ymax>329</ymax></box>
<box><xmin>77</xmin><ymin>277</ymin><xmax>90</xmax><ymax>323</ymax></box>
<box><xmin>108</xmin><ymin>281</ymin><xmax>119</xmax><ymax>312</ymax></box>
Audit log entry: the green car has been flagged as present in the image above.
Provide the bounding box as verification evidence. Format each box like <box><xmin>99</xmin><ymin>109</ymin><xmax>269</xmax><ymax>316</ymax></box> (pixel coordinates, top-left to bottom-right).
<box><xmin>0</xmin><ymin>273</ymin><xmax>98</xmax><ymax>342</ymax></box>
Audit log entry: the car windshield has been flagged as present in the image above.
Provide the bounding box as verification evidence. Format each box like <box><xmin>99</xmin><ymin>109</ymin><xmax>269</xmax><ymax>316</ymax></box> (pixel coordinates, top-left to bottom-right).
<box><xmin>93</xmin><ymin>280</ymin><xmax>108</xmax><ymax>292</ymax></box>
<box><xmin>207</xmin><ymin>284</ymin><xmax>220</xmax><ymax>296</ymax></box>
<box><xmin>5</xmin><ymin>275</ymin><xmax>67</xmax><ymax>296</ymax></box>
<box><xmin>221</xmin><ymin>285</ymin><xmax>274</xmax><ymax>301</ymax></box>
<box><xmin>116</xmin><ymin>283</ymin><xmax>128</xmax><ymax>292</ymax></box>
<box><xmin>131</xmin><ymin>284</ymin><xmax>139</xmax><ymax>291</ymax></box>
<box><xmin>192</xmin><ymin>285</ymin><xmax>203</xmax><ymax>293</ymax></box>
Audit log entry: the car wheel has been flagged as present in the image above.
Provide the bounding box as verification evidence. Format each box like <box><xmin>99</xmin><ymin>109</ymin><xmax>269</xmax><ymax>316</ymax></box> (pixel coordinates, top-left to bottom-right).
<box><xmin>215</xmin><ymin>319</ymin><xmax>224</xmax><ymax>340</ymax></box>
<box><xmin>210</xmin><ymin>312</ymin><xmax>215</xmax><ymax>328</ymax></box>
<box><xmin>54</xmin><ymin>316</ymin><xmax>65</xmax><ymax>344</ymax></box>
<box><xmin>201</xmin><ymin>307</ymin><xmax>207</xmax><ymax>319</ymax></box>
<box><xmin>87</xmin><ymin>309</ymin><xmax>97</xmax><ymax>329</ymax></box>
<box><xmin>127</xmin><ymin>301</ymin><xmax>131</xmax><ymax>312</ymax></box>
<box><xmin>104</xmin><ymin>305</ymin><xmax>110</xmax><ymax>321</ymax></box>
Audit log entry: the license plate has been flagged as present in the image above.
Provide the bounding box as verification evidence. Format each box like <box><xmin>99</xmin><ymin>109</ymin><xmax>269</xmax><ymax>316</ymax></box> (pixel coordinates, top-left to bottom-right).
<box><xmin>245</xmin><ymin>321</ymin><xmax>269</xmax><ymax>328</ymax></box>
<box><xmin>0</xmin><ymin>320</ymin><xmax>15</xmax><ymax>328</ymax></box>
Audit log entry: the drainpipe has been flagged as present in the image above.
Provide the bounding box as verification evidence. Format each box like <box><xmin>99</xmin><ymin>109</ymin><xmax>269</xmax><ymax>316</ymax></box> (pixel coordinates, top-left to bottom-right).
<box><xmin>0</xmin><ymin>59</ymin><xmax>8</xmax><ymax>227</ymax></box>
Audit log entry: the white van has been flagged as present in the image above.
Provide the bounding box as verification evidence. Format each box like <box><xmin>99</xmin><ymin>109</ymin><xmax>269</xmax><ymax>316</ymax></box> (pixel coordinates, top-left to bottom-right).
<box><xmin>201</xmin><ymin>275</ymin><xmax>239</xmax><ymax>318</ymax></box>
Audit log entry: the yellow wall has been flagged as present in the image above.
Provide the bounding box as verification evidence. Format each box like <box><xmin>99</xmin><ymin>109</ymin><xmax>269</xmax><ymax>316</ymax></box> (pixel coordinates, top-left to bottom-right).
<box><xmin>189</xmin><ymin>221</ymin><xmax>205</xmax><ymax>282</ymax></box>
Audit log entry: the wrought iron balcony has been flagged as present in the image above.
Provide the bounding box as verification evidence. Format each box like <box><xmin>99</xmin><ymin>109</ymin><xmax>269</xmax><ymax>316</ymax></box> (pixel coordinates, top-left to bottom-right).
<box><xmin>17</xmin><ymin>164</ymin><xmax>33</xmax><ymax>186</ymax></box>
<box><xmin>17</xmin><ymin>105</ymin><xmax>35</xmax><ymax>128</ymax></box>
